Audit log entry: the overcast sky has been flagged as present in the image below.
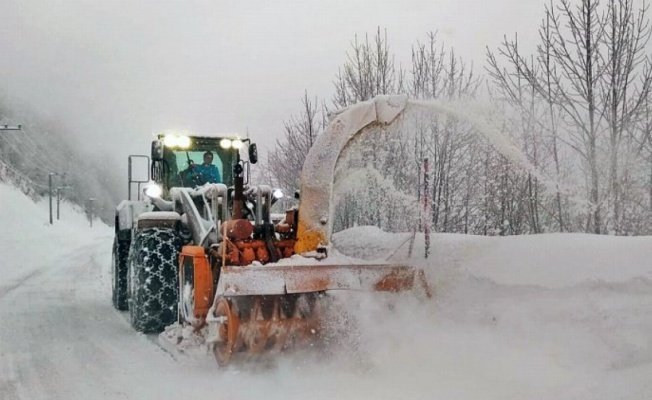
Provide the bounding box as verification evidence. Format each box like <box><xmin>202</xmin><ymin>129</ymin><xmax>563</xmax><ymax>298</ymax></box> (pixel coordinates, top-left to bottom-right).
<box><xmin>0</xmin><ymin>0</ymin><xmax>542</xmax><ymax>163</ymax></box>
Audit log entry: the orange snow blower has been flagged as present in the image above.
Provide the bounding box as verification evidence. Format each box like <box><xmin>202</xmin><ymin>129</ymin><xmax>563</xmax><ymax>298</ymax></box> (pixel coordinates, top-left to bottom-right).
<box><xmin>113</xmin><ymin>95</ymin><xmax>430</xmax><ymax>366</ymax></box>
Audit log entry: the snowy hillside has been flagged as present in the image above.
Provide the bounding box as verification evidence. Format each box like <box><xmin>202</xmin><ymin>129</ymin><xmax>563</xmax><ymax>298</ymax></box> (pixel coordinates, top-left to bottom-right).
<box><xmin>1</xmin><ymin>182</ymin><xmax>651</xmax><ymax>399</ymax></box>
<box><xmin>0</xmin><ymin>183</ymin><xmax>112</xmax><ymax>283</ymax></box>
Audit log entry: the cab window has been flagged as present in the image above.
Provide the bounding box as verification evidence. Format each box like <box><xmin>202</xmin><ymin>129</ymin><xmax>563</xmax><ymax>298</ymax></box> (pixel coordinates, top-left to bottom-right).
<box><xmin>166</xmin><ymin>149</ymin><xmax>227</xmax><ymax>187</ymax></box>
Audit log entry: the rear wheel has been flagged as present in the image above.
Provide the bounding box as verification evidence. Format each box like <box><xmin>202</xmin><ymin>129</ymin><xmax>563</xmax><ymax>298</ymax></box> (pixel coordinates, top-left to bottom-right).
<box><xmin>111</xmin><ymin>230</ymin><xmax>130</xmax><ymax>311</ymax></box>
<box><xmin>127</xmin><ymin>227</ymin><xmax>182</xmax><ymax>333</ymax></box>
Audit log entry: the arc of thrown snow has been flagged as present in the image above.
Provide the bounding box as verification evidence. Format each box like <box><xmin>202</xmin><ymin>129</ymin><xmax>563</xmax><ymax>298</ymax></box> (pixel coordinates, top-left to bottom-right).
<box><xmin>294</xmin><ymin>94</ymin><xmax>581</xmax><ymax>254</ymax></box>
<box><xmin>294</xmin><ymin>95</ymin><xmax>407</xmax><ymax>254</ymax></box>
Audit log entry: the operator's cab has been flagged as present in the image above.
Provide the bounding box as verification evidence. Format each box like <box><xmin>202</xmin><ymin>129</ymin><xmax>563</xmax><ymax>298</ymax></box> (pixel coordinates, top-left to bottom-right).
<box><xmin>150</xmin><ymin>133</ymin><xmax>258</xmax><ymax>194</ymax></box>
<box><xmin>160</xmin><ymin>137</ymin><xmax>236</xmax><ymax>189</ymax></box>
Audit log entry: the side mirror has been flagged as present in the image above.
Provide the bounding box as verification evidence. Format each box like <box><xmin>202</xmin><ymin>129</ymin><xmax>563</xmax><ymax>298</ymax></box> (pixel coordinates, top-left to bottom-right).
<box><xmin>151</xmin><ymin>140</ymin><xmax>163</xmax><ymax>161</ymax></box>
<box><xmin>248</xmin><ymin>143</ymin><xmax>258</xmax><ymax>164</ymax></box>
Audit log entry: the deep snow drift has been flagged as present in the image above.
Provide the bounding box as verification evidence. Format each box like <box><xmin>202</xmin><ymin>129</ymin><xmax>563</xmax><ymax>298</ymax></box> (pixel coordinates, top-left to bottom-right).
<box><xmin>334</xmin><ymin>227</ymin><xmax>652</xmax><ymax>398</ymax></box>
<box><xmin>1</xmin><ymin>182</ymin><xmax>651</xmax><ymax>399</ymax></box>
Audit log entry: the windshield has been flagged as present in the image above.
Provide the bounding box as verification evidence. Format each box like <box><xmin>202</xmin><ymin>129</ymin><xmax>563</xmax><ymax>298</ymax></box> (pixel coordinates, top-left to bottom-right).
<box><xmin>162</xmin><ymin>140</ymin><xmax>235</xmax><ymax>188</ymax></box>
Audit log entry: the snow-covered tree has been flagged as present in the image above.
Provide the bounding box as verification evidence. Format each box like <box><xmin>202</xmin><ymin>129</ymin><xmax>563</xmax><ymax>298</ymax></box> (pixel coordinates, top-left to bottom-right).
<box><xmin>487</xmin><ymin>0</ymin><xmax>652</xmax><ymax>235</ymax></box>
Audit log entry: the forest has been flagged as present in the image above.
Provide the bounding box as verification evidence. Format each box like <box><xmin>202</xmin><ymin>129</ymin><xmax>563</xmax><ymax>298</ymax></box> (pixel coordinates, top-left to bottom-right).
<box><xmin>264</xmin><ymin>0</ymin><xmax>652</xmax><ymax>236</ymax></box>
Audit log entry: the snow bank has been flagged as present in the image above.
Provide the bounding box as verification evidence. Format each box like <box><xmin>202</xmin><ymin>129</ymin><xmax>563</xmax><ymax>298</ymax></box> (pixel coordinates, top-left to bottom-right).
<box><xmin>333</xmin><ymin>226</ymin><xmax>652</xmax><ymax>288</ymax></box>
<box><xmin>330</xmin><ymin>226</ymin><xmax>652</xmax><ymax>399</ymax></box>
<box><xmin>163</xmin><ymin>224</ymin><xmax>652</xmax><ymax>399</ymax></box>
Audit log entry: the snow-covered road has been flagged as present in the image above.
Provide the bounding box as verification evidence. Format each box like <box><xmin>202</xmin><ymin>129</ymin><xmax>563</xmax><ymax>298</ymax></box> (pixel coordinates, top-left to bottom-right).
<box><xmin>2</xmin><ymin>183</ymin><xmax>652</xmax><ymax>400</ymax></box>
<box><xmin>0</xmin><ymin>239</ymin><xmax>184</xmax><ymax>398</ymax></box>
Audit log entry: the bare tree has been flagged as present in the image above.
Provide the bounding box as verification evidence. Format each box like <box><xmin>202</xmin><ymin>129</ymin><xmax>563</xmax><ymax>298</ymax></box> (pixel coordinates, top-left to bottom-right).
<box><xmin>410</xmin><ymin>32</ymin><xmax>446</xmax><ymax>99</ymax></box>
<box><xmin>487</xmin><ymin>34</ymin><xmax>548</xmax><ymax>233</ymax></box>
<box><xmin>541</xmin><ymin>13</ymin><xmax>567</xmax><ymax>231</ymax></box>
<box><xmin>598</xmin><ymin>0</ymin><xmax>652</xmax><ymax>233</ymax></box>
<box><xmin>489</xmin><ymin>0</ymin><xmax>606</xmax><ymax>233</ymax></box>
<box><xmin>264</xmin><ymin>91</ymin><xmax>323</xmax><ymax>193</ymax></box>
<box><xmin>332</xmin><ymin>27</ymin><xmax>405</xmax><ymax>108</ymax></box>
<box><xmin>408</xmin><ymin>32</ymin><xmax>481</xmax><ymax>233</ymax></box>
<box><xmin>632</xmin><ymin>92</ymin><xmax>652</xmax><ymax>229</ymax></box>
<box><xmin>487</xmin><ymin>0</ymin><xmax>652</xmax><ymax>235</ymax></box>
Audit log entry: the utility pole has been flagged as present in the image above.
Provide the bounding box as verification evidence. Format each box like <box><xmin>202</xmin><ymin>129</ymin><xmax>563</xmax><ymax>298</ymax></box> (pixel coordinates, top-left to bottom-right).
<box><xmin>56</xmin><ymin>186</ymin><xmax>73</xmax><ymax>220</ymax></box>
<box><xmin>49</xmin><ymin>173</ymin><xmax>56</xmax><ymax>225</ymax></box>
<box><xmin>423</xmin><ymin>158</ymin><xmax>430</xmax><ymax>259</ymax></box>
<box><xmin>88</xmin><ymin>198</ymin><xmax>96</xmax><ymax>227</ymax></box>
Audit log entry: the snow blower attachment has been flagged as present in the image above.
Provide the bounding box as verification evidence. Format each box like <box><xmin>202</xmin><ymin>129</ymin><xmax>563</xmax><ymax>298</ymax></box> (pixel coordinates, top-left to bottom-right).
<box><xmin>180</xmin><ymin>256</ymin><xmax>430</xmax><ymax>364</ymax></box>
<box><xmin>177</xmin><ymin>178</ymin><xmax>430</xmax><ymax>366</ymax></box>
<box><xmin>113</xmin><ymin>95</ymin><xmax>430</xmax><ymax>366</ymax></box>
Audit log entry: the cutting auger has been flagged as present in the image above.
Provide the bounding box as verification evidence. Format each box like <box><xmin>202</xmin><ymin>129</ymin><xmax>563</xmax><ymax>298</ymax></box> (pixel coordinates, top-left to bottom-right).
<box><xmin>112</xmin><ymin>95</ymin><xmax>430</xmax><ymax>366</ymax></box>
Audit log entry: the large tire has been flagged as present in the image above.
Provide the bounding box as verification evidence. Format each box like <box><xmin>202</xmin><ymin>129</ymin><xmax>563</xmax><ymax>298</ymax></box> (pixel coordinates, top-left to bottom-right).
<box><xmin>127</xmin><ymin>227</ymin><xmax>182</xmax><ymax>333</ymax></box>
<box><xmin>111</xmin><ymin>230</ymin><xmax>131</xmax><ymax>311</ymax></box>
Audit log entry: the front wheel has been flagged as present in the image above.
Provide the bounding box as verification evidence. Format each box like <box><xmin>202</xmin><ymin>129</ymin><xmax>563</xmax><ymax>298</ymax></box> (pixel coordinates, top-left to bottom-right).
<box><xmin>127</xmin><ymin>227</ymin><xmax>182</xmax><ymax>333</ymax></box>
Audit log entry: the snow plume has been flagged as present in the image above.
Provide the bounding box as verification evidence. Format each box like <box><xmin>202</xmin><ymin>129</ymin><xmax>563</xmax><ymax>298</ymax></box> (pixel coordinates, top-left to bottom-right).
<box><xmin>298</xmin><ymin>95</ymin><xmax>406</xmax><ymax>244</ymax></box>
<box><xmin>332</xmin><ymin>166</ymin><xmax>419</xmax><ymax>233</ymax></box>
<box><xmin>411</xmin><ymin>99</ymin><xmax>580</xmax><ymax>200</ymax></box>
<box><xmin>326</xmin><ymin>95</ymin><xmax>603</xmax><ymax>235</ymax></box>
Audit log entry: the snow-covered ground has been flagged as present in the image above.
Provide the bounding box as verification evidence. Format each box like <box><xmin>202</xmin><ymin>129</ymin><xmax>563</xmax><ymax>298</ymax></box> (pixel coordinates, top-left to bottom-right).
<box><xmin>1</xmin><ymin>182</ymin><xmax>651</xmax><ymax>399</ymax></box>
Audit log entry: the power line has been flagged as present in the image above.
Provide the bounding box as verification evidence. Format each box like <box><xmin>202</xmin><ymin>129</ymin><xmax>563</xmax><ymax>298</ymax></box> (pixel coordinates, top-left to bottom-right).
<box><xmin>0</xmin><ymin>123</ymin><xmax>64</xmax><ymax>172</ymax></box>
<box><xmin>0</xmin><ymin>159</ymin><xmax>48</xmax><ymax>189</ymax></box>
<box><xmin>0</xmin><ymin>137</ymin><xmax>60</xmax><ymax>176</ymax></box>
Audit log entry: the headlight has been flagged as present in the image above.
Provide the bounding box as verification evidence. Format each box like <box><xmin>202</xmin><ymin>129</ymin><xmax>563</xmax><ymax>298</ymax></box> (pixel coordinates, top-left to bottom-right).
<box><xmin>163</xmin><ymin>134</ymin><xmax>191</xmax><ymax>148</ymax></box>
<box><xmin>145</xmin><ymin>184</ymin><xmax>163</xmax><ymax>198</ymax></box>
<box><xmin>163</xmin><ymin>135</ymin><xmax>178</xmax><ymax>147</ymax></box>
<box><xmin>177</xmin><ymin>136</ymin><xmax>191</xmax><ymax>148</ymax></box>
<box><xmin>220</xmin><ymin>137</ymin><xmax>244</xmax><ymax>149</ymax></box>
<box><xmin>220</xmin><ymin>138</ymin><xmax>232</xmax><ymax>149</ymax></box>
